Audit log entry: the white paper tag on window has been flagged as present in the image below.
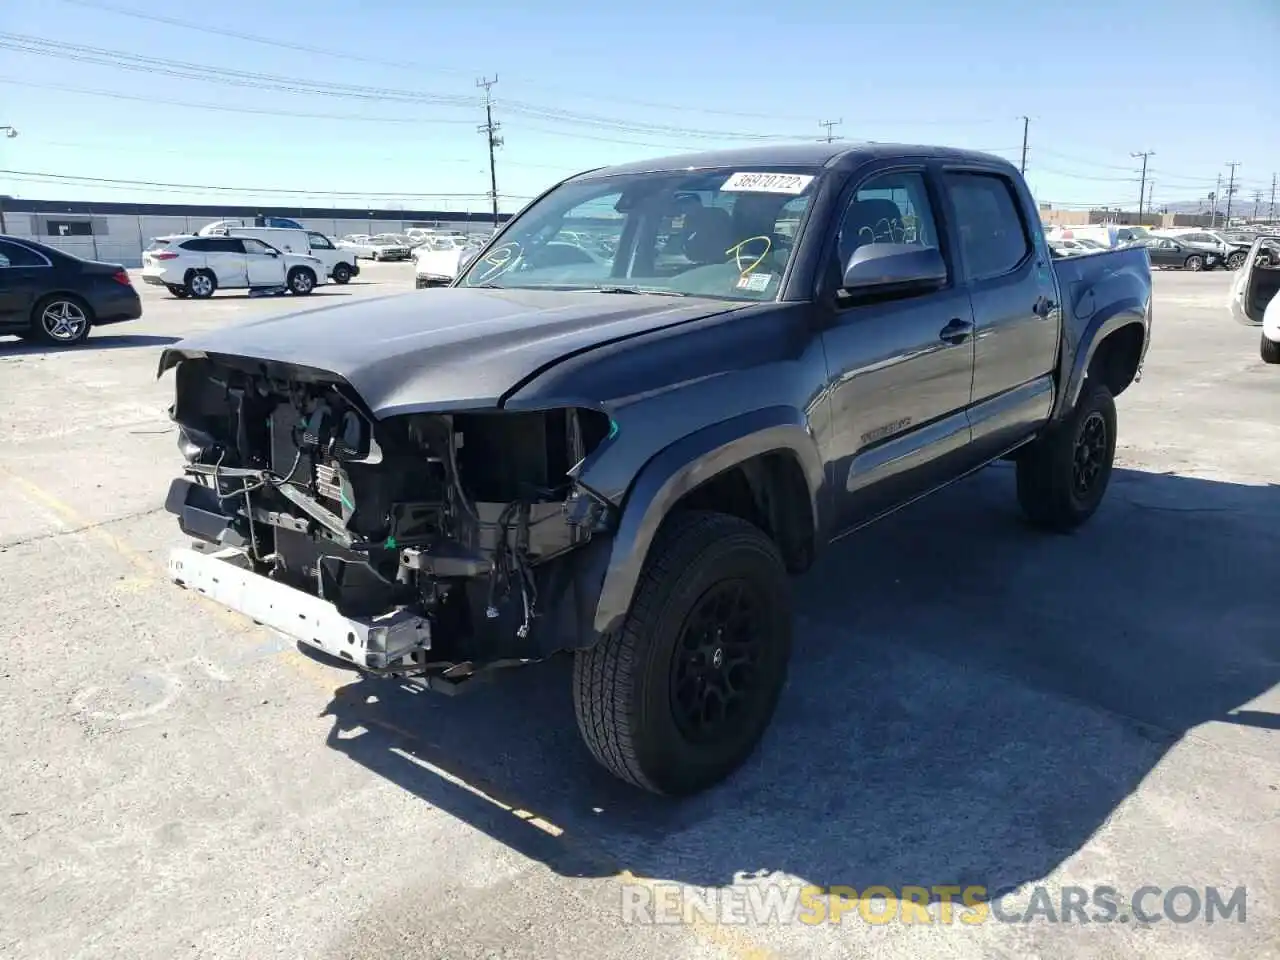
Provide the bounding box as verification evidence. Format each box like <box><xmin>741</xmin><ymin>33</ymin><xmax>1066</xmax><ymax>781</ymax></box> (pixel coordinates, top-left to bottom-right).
<box><xmin>721</xmin><ymin>172</ymin><xmax>815</xmax><ymax>194</ymax></box>
<box><xmin>736</xmin><ymin>272</ymin><xmax>774</xmax><ymax>292</ymax></box>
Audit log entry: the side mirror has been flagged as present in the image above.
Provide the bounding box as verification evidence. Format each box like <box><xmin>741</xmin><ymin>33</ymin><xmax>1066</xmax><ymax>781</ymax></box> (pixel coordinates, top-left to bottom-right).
<box><xmin>841</xmin><ymin>243</ymin><xmax>946</xmax><ymax>293</ymax></box>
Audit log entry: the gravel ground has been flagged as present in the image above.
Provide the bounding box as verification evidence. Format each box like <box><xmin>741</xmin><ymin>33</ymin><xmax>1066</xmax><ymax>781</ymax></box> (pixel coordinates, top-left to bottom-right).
<box><xmin>0</xmin><ymin>263</ymin><xmax>1276</xmax><ymax>960</ymax></box>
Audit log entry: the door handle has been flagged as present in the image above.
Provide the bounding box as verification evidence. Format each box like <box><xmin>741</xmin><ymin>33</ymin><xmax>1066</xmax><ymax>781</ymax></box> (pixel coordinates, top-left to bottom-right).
<box><xmin>1033</xmin><ymin>296</ymin><xmax>1057</xmax><ymax>318</ymax></box>
<box><xmin>939</xmin><ymin>318</ymin><xmax>974</xmax><ymax>344</ymax></box>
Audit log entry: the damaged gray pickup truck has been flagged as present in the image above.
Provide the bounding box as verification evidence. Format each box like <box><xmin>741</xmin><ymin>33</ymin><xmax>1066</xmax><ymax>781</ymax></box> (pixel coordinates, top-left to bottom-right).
<box><xmin>159</xmin><ymin>143</ymin><xmax>1152</xmax><ymax>795</ymax></box>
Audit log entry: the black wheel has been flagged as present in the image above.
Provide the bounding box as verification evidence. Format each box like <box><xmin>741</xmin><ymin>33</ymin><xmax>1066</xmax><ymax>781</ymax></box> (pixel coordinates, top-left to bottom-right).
<box><xmin>30</xmin><ymin>295</ymin><xmax>93</xmax><ymax>346</ymax></box>
<box><xmin>287</xmin><ymin>267</ymin><xmax>316</xmax><ymax>295</ymax></box>
<box><xmin>185</xmin><ymin>270</ymin><xmax>216</xmax><ymax>299</ymax></box>
<box><xmin>1226</xmin><ymin>251</ymin><xmax>1246</xmax><ymax>270</ymax></box>
<box><xmin>332</xmin><ymin>262</ymin><xmax>352</xmax><ymax>284</ymax></box>
<box><xmin>1183</xmin><ymin>255</ymin><xmax>1204</xmax><ymax>272</ymax></box>
<box><xmin>1261</xmin><ymin>334</ymin><xmax>1280</xmax><ymax>365</ymax></box>
<box><xmin>167</xmin><ymin>285</ymin><xmax>190</xmax><ymax>299</ymax></box>
<box><xmin>573</xmin><ymin>511</ymin><xmax>792</xmax><ymax>796</ymax></box>
<box><xmin>1016</xmin><ymin>380</ymin><xmax>1117</xmax><ymax>532</ymax></box>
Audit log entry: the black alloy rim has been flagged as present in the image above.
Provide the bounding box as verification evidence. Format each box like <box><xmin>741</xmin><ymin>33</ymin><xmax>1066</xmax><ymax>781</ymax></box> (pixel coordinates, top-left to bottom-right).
<box><xmin>670</xmin><ymin>579</ymin><xmax>766</xmax><ymax>744</ymax></box>
<box><xmin>1073</xmin><ymin>411</ymin><xmax>1107</xmax><ymax>498</ymax></box>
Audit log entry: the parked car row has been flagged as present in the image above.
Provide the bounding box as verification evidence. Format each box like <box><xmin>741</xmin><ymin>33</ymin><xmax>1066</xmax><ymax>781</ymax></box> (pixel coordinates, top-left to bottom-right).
<box><xmin>336</xmin><ymin>234</ymin><xmax>413</xmax><ymax>261</ymax></box>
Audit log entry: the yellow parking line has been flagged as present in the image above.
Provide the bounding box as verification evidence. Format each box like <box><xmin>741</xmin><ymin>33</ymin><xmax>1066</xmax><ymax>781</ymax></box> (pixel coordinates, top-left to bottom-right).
<box><xmin>2</xmin><ymin>465</ymin><xmax>778</xmax><ymax>960</ymax></box>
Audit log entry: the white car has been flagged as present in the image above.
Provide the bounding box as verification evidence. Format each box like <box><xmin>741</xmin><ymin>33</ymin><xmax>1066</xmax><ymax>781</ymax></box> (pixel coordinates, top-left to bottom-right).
<box><xmin>140</xmin><ymin>235</ymin><xmax>328</xmax><ymax>299</ymax></box>
<box><xmin>198</xmin><ymin>224</ymin><xmax>360</xmax><ymax>285</ymax></box>
<box><xmin>413</xmin><ymin>237</ymin><xmax>483</xmax><ymax>288</ymax></box>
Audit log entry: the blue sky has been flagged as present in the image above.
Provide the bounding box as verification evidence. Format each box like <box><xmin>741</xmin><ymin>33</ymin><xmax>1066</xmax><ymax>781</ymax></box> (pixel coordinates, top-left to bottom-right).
<box><xmin>2</xmin><ymin>0</ymin><xmax>1277</xmax><ymax>215</ymax></box>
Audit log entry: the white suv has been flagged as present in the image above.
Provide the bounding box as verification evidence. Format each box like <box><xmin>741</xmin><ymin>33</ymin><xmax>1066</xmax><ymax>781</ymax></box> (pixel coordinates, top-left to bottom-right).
<box><xmin>140</xmin><ymin>235</ymin><xmax>328</xmax><ymax>299</ymax></box>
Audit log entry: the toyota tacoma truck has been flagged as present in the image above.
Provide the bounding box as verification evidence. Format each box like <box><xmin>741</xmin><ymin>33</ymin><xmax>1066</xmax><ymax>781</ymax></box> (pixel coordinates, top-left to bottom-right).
<box><xmin>158</xmin><ymin>143</ymin><xmax>1152</xmax><ymax>796</ymax></box>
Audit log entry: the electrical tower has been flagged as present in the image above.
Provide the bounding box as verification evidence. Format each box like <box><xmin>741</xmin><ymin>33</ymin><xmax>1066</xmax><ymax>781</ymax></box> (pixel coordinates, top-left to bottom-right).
<box><xmin>1224</xmin><ymin>161</ymin><xmax>1240</xmax><ymax>225</ymax></box>
<box><xmin>1131</xmin><ymin>150</ymin><xmax>1154</xmax><ymax>225</ymax></box>
<box><xmin>476</xmin><ymin>75</ymin><xmax>503</xmax><ymax>226</ymax></box>
<box><xmin>1019</xmin><ymin>116</ymin><xmax>1029</xmax><ymax>175</ymax></box>
<box><xmin>818</xmin><ymin>119</ymin><xmax>842</xmax><ymax>143</ymax></box>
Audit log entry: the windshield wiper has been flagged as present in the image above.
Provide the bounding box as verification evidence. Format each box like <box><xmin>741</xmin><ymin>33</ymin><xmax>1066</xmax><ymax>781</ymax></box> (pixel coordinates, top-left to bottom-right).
<box><xmin>593</xmin><ymin>285</ymin><xmax>691</xmax><ymax>297</ymax></box>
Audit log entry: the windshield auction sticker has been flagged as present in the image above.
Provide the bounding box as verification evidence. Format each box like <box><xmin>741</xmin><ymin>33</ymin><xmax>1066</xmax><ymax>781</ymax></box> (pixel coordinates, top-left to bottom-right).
<box><xmin>721</xmin><ymin>172</ymin><xmax>815</xmax><ymax>194</ymax></box>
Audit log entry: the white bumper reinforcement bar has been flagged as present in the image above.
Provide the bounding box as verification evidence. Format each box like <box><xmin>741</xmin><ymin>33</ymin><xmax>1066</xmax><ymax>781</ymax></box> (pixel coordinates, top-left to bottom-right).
<box><xmin>168</xmin><ymin>546</ymin><xmax>431</xmax><ymax>670</ymax></box>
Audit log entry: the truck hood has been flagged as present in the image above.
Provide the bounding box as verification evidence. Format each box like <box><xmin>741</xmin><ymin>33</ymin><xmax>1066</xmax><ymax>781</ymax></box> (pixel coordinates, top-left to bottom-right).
<box><xmin>159</xmin><ymin>287</ymin><xmax>743</xmax><ymax>417</ymax></box>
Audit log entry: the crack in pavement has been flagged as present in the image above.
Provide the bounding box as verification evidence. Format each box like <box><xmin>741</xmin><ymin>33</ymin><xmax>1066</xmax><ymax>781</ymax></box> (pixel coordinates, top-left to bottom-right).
<box><xmin>0</xmin><ymin>505</ymin><xmax>167</xmax><ymax>551</ymax></box>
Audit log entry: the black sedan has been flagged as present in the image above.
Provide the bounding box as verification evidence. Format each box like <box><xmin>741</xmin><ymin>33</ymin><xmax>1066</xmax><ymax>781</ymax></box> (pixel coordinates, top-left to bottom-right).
<box><xmin>1137</xmin><ymin>236</ymin><xmax>1222</xmax><ymax>271</ymax></box>
<box><xmin>0</xmin><ymin>235</ymin><xmax>142</xmax><ymax>346</ymax></box>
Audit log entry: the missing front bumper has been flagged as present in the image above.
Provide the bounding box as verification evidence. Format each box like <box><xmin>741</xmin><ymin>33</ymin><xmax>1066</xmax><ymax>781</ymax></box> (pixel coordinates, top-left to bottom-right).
<box><xmin>168</xmin><ymin>546</ymin><xmax>431</xmax><ymax>670</ymax></box>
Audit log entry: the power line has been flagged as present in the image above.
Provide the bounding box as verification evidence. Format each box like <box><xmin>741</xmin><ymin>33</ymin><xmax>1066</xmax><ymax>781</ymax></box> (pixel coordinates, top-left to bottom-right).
<box><xmin>0</xmin><ymin>77</ymin><xmax>477</xmax><ymax>126</ymax></box>
<box><xmin>0</xmin><ymin>32</ymin><xmax>809</xmax><ymax>142</ymax></box>
<box><xmin>46</xmin><ymin>0</ymin><xmax>813</xmax><ymax>123</ymax></box>
<box><xmin>0</xmin><ymin>168</ymin><xmax>534</xmax><ymax>200</ymax></box>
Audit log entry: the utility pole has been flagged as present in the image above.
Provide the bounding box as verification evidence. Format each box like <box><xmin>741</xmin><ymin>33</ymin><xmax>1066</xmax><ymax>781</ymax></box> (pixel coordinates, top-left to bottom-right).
<box><xmin>1251</xmin><ymin>190</ymin><xmax>1262</xmax><ymax>222</ymax></box>
<box><xmin>476</xmin><ymin>76</ymin><xmax>502</xmax><ymax>227</ymax></box>
<box><xmin>1210</xmin><ymin>173</ymin><xmax>1222</xmax><ymax>228</ymax></box>
<box><xmin>1224</xmin><ymin>161</ymin><xmax>1240</xmax><ymax>225</ymax></box>
<box><xmin>1019</xmin><ymin>116</ymin><xmax>1029</xmax><ymax>175</ymax></box>
<box><xmin>818</xmin><ymin>119</ymin><xmax>842</xmax><ymax>143</ymax></box>
<box><xmin>1147</xmin><ymin>180</ymin><xmax>1156</xmax><ymax>221</ymax></box>
<box><xmin>0</xmin><ymin>125</ymin><xmax>15</xmax><ymax>234</ymax></box>
<box><xmin>1270</xmin><ymin>173</ymin><xmax>1277</xmax><ymax>224</ymax></box>
<box><xmin>1131</xmin><ymin>150</ymin><xmax>1154</xmax><ymax>225</ymax></box>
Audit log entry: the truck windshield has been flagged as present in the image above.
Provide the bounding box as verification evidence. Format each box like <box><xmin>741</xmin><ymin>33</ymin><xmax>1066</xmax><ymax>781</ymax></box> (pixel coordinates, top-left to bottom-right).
<box><xmin>456</xmin><ymin>166</ymin><xmax>824</xmax><ymax>301</ymax></box>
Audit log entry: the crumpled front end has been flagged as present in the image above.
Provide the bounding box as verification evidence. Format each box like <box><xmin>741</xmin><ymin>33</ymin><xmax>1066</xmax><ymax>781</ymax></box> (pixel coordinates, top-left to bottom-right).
<box><xmin>163</xmin><ymin>353</ymin><xmax>617</xmax><ymax>682</ymax></box>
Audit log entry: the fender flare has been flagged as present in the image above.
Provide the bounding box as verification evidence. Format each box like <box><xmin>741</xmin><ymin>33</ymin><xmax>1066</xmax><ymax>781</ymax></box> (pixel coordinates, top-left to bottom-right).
<box><xmin>1054</xmin><ymin>285</ymin><xmax>1149</xmax><ymax>419</ymax></box>
<box><xmin>590</xmin><ymin>405</ymin><xmax>824</xmax><ymax>636</ymax></box>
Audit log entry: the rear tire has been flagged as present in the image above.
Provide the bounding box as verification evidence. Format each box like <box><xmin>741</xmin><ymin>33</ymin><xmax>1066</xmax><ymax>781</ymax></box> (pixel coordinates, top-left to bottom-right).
<box><xmin>1016</xmin><ymin>380</ymin><xmax>1117</xmax><ymax>533</ymax></box>
<box><xmin>573</xmin><ymin>511</ymin><xmax>792</xmax><ymax>796</ymax></box>
<box><xmin>1261</xmin><ymin>334</ymin><xmax>1280</xmax><ymax>365</ymax></box>
<box><xmin>287</xmin><ymin>267</ymin><xmax>316</xmax><ymax>295</ymax></box>
<box><xmin>185</xmin><ymin>270</ymin><xmax>216</xmax><ymax>299</ymax></box>
<box><xmin>30</xmin><ymin>294</ymin><xmax>93</xmax><ymax>346</ymax></box>
<box><xmin>1184</xmin><ymin>255</ymin><xmax>1204</xmax><ymax>271</ymax></box>
<box><xmin>331</xmin><ymin>262</ymin><xmax>352</xmax><ymax>284</ymax></box>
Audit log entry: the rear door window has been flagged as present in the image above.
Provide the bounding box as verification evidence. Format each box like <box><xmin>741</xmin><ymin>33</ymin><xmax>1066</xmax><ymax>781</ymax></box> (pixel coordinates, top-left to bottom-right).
<box><xmin>0</xmin><ymin>239</ymin><xmax>50</xmax><ymax>267</ymax></box>
<box><xmin>943</xmin><ymin>172</ymin><xmax>1033</xmax><ymax>281</ymax></box>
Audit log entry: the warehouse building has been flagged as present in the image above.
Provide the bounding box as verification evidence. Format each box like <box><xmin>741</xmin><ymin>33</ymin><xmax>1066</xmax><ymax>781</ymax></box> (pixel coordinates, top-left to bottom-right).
<box><xmin>0</xmin><ymin>197</ymin><xmax>512</xmax><ymax>266</ymax></box>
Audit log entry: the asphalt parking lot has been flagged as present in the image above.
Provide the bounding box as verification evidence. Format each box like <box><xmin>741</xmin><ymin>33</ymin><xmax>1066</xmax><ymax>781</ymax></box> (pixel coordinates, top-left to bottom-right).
<box><xmin>0</xmin><ymin>263</ymin><xmax>1276</xmax><ymax>960</ymax></box>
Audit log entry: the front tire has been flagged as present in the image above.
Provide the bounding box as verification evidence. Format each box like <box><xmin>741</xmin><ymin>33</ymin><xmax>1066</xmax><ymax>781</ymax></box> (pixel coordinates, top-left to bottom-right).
<box><xmin>331</xmin><ymin>262</ymin><xmax>352</xmax><ymax>284</ymax></box>
<box><xmin>287</xmin><ymin>267</ymin><xmax>316</xmax><ymax>295</ymax></box>
<box><xmin>31</xmin><ymin>295</ymin><xmax>93</xmax><ymax>346</ymax></box>
<box><xmin>1261</xmin><ymin>334</ymin><xmax>1280</xmax><ymax>364</ymax></box>
<box><xmin>573</xmin><ymin>511</ymin><xmax>792</xmax><ymax>796</ymax></box>
<box><xmin>1226</xmin><ymin>251</ymin><xmax>1246</xmax><ymax>270</ymax></box>
<box><xmin>1016</xmin><ymin>380</ymin><xmax>1117</xmax><ymax>533</ymax></box>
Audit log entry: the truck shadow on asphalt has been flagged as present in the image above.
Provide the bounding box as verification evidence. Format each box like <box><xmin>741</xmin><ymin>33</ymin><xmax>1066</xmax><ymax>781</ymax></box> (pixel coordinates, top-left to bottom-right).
<box><xmin>317</xmin><ymin>464</ymin><xmax>1280</xmax><ymax>899</ymax></box>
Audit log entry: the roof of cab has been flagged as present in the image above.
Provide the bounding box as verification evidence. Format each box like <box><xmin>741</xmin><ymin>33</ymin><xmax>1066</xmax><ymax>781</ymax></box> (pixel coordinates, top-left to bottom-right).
<box><xmin>569</xmin><ymin>141</ymin><xmax>1016</xmax><ymax>180</ymax></box>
